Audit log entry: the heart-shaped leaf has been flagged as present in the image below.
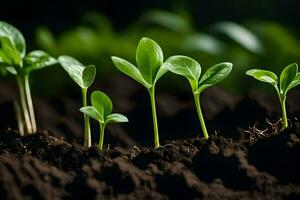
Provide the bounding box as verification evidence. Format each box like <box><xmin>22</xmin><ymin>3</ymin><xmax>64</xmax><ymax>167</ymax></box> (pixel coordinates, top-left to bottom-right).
<box><xmin>23</xmin><ymin>50</ymin><xmax>57</xmax><ymax>74</ymax></box>
<box><xmin>91</xmin><ymin>90</ymin><xmax>112</xmax><ymax>118</ymax></box>
<box><xmin>111</xmin><ymin>56</ymin><xmax>151</xmax><ymax>89</ymax></box>
<box><xmin>80</xmin><ymin>106</ymin><xmax>103</xmax><ymax>122</ymax></box>
<box><xmin>164</xmin><ymin>55</ymin><xmax>201</xmax><ymax>80</ymax></box>
<box><xmin>246</xmin><ymin>69</ymin><xmax>278</xmax><ymax>86</ymax></box>
<box><xmin>105</xmin><ymin>113</ymin><xmax>128</xmax><ymax>123</ymax></box>
<box><xmin>58</xmin><ymin>55</ymin><xmax>96</xmax><ymax>88</ymax></box>
<box><xmin>0</xmin><ymin>21</ymin><xmax>26</xmax><ymax>58</ymax></box>
<box><xmin>197</xmin><ymin>62</ymin><xmax>233</xmax><ymax>93</ymax></box>
<box><xmin>136</xmin><ymin>37</ymin><xmax>163</xmax><ymax>84</ymax></box>
<box><xmin>280</xmin><ymin>63</ymin><xmax>298</xmax><ymax>94</ymax></box>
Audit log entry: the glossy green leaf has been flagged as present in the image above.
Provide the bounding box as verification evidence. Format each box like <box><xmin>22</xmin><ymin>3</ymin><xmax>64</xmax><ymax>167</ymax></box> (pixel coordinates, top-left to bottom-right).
<box><xmin>91</xmin><ymin>90</ymin><xmax>112</xmax><ymax>118</ymax></box>
<box><xmin>82</xmin><ymin>65</ymin><xmax>96</xmax><ymax>88</ymax></box>
<box><xmin>0</xmin><ymin>36</ymin><xmax>22</xmax><ymax>66</ymax></box>
<box><xmin>197</xmin><ymin>62</ymin><xmax>233</xmax><ymax>93</ymax></box>
<box><xmin>136</xmin><ymin>37</ymin><xmax>163</xmax><ymax>84</ymax></box>
<box><xmin>23</xmin><ymin>50</ymin><xmax>57</xmax><ymax>74</ymax></box>
<box><xmin>105</xmin><ymin>113</ymin><xmax>128</xmax><ymax>123</ymax></box>
<box><xmin>0</xmin><ymin>21</ymin><xmax>26</xmax><ymax>57</ymax></box>
<box><xmin>246</xmin><ymin>69</ymin><xmax>278</xmax><ymax>86</ymax></box>
<box><xmin>164</xmin><ymin>55</ymin><xmax>201</xmax><ymax>81</ymax></box>
<box><xmin>280</xmin><ymin>63</ymin><xmax>298</xmax><ymax>94</ymax></box>
<box><xmin>286</xmin><ymin>73</ymin><xmax>300</xmax><ymax>92</ymax></box>
<box><xmin>111</xmin><ymin>56</ymin><xmax>151</xmax><ymax>89</ymax></box>
<box><xmin>79</xmin><ymin>106</ymin><xmax>103</xmax><ymax>122</ymax></box>
<box><xmin>58</xmin><ymin>55</ymin><xmax>95</xmax><ymax>88</ymax></box>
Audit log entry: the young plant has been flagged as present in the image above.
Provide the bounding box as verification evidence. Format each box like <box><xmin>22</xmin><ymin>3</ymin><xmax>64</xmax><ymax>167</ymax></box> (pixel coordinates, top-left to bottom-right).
<box><xmin>0</xmin><ymin>21</ymin><xmax>57</xmax><ymax>135</ymax></box>
<box><xmin>111</xmin><ymin>37</ymin><xmax>167</xmax><ymax>148</ymax></box>
<box><xmin>80</xmin><ymin>90</ymin><xmax>128</xmax><ymax>150</ymax></box>
<box><xmin>58</xmin><ymin>55</ymin><xmax>96</xmax><ymax>147</ymax></box>
<box><xmin>246</xmin><ymin>63</ymin><xmax>300</xmax><ymax>129</ymax></box>
<box><xmin>163</xmin><ymin>56</ymin><xmax>232</xmax><ymax>139</ymax></box>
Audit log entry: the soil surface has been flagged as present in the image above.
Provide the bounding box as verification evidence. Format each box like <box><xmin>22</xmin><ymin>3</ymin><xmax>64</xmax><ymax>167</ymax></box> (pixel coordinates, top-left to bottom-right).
<box><xmin>0</xmin><ymin>76</ymin><xmax>300</xmax><ymax>200</ymax></box>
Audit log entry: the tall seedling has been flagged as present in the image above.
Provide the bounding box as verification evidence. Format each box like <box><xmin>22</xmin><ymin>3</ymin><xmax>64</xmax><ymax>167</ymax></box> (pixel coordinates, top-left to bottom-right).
<box><xmin>163</xmin><ymin>56</ymin><xmax>232</xmax><ymax>139</ymax></box>
<box><xmin>111</xmin><ymin>37</ymin><xmax>167</xmax><ymax>148</ymax></box>
<box><xmin>0</xmin><ymin>21</ymin><xmax>57</xmax><ymax>135</ymax></box>
<box><xmin>246</xmin><ymin>63</ymin><xmax>300</xmax><ymax>129</ymax></box>
<box><xmin>58</xmin><ymin>56</ymin><xmax>96</xmax><ymax>147</ymax></box>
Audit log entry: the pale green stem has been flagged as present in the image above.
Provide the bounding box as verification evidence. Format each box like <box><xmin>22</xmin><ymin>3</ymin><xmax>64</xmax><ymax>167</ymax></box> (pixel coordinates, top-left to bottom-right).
<box><xmin>280</xmin><ymin>95</ymin><xmax>288</xmax><ymax>129</ymax></box>
<box><xmin>98</xmin><ymin>122</ymin><xmax>106</xmax><ymax>151</ymax></box>
<box><xmin>16</xmin><ymin>75</ymin><xmax>32</xmax><ymax>135</ymax></box>
<box><xmin>148</xmin><ymin>86</ymin><xmax>160</xmax><ymax>148</ymax></box>
<box><xmin>193</xmin><ymin>93</ymin><xmax>209</xmax><ymax>140</ymax></box>
<box><xmin>24</xmin><ymin>74</ymin><xmax>37</xmax><ymax>133</ymax></box>
<box><xmin>81</xmin><ymin>88</ymin><xmax>91</xmax><ymax>147</ymax></box>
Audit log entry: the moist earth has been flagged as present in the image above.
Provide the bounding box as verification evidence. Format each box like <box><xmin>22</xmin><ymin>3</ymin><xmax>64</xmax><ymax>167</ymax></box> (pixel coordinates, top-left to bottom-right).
<box><xmin>0</xmin><ymin>76</ymin><xmax>300</xmax><ymax>200</ymax></box>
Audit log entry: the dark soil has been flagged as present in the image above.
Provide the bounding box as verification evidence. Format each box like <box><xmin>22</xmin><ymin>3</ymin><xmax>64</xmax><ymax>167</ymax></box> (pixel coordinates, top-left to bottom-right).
<box><xmin>0</xmin><ymin>76</ymin><xmax>300</xmax><ymax>200</ymax></box>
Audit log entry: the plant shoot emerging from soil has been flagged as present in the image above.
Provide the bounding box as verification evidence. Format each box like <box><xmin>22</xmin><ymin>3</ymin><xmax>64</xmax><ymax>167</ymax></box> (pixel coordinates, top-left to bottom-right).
<box><xmin>246</xmin><ymin>63</ymin><xmax>300</xmax><ymax>129</ymax></box>
<box><xmin>111</xmin><ymin>37</ymin><xmax>167</xmax><ymax>148</ymax></box>
<box><xmin>0</xmin><ymin>21</ymin><xmax>57</xmax><ymax>136</ymax></box>
<box><xmin>80</xmin><ymin>90</ymin><xmax>128</xmax><ymax>150</ymax></box>
<box><xmin>58</xmin><ymin>55</ymin><xmax>96</xmax><ymax>147</ymax></box>
<box><xmin>163</xmin><ymin>56</ymin><xmax>232</xmax><ymax>139</ymax></box>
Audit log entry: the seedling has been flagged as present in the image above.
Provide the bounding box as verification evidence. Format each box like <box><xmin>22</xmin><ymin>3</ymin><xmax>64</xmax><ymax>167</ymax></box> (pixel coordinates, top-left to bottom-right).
<box><xmin>111</xmin><ymin>37</ymin><xmax>167</xmax><ymax>148</ymax></box>
<box><xmin>80</xmin><ymin>90</ymin><xmax>128</xmax><ymax>150</ymax></box>
<box><xmin>246</xmin><ymin>63</ymin><xmax>300</xmax><ymax>129</ymax></box>
<box><xmin>163</xmin><ymin>55</ymin><xmax>232</xmax><ymax>139</ymax></box>
<box><xmin>58</xmin><ymin>55</ymin><xmax>96</xmax><ymax>147</ymax></box>
<box><xmin>0</xmin><ymin>21</ymin><xmax>57</xmax><ymax>135</ymax></box>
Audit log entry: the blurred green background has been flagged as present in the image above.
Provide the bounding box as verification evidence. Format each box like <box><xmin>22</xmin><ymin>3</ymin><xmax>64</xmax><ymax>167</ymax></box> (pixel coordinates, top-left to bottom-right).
<box><xmin>1</xmin><ymin>0</ymin><xmax>300</xmax><ymax>95</ymax></box>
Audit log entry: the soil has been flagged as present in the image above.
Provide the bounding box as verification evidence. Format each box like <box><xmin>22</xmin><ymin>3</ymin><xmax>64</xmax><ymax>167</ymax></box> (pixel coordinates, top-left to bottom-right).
<box><xmin>0</xmin><ymin>75</ymin><xmax>300</xmax><ymax>200</ymax></box>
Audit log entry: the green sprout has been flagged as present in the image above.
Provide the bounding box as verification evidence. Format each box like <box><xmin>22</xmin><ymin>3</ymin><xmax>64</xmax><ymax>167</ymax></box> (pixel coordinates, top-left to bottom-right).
<box><xmin>163</xmin><ymin>56</ymin><xmax>232</xmax><ymax>139</ymax></box>
<box><xmin>111</xmin><ymin>37</ymin><xmax>167</xmax><ymax>148</ymax></box>
<box><xmin>58</xmin><ymin>55</ymin><xmax>96</xmax><ymax>147</ymax></box>
<box><xmin>246</xmin><ymin>63</ymin><xmax>300</xmax><ymax>129</ymax></box>
<box><xmin>0</xmin><ymin>21</ymin><xmax>57</xmax><ymax>135</ymax></box>
<box><xmin>80</xmin><ymin>90</ymin><xmax>128</xmax><ymax>150</ymax></box>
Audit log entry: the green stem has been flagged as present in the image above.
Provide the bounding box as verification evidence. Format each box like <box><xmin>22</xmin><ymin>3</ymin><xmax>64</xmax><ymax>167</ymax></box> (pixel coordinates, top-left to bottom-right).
<box><xmin>193</xmin><ymin>93</ymin><xmax>209</xmax><ymax>139</ymax></box>
<box><xmin>98</xmin><ymin>122</ymin><xmax>106</xmax><ymax>151</ymax></box>
<box><xmin>149</xmin><ymin>86</ymin><xmax>160</xmax><ymax>148</ymax></box>
<box><xmin>16</xmin><ymin>75</ymin><xmax>32</xmax><ymax>135</ymax></box>
<box><xmin>280</xmin><ymin>95</ymin><xmax>288</xmax><ymax>129</ymax></box>
<box><xmin>81</xmin><ymin>88</ymin><xmax>91</xmax><ymax>147</ymax></box>
<box><xmin>24</xmin><ymin>75</ymin><xmax>37</xmax><ymax>133</ymax></box>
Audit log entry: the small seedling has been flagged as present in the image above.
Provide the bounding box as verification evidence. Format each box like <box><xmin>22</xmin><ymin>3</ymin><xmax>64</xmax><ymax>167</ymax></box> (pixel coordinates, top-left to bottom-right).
<box><xmin>80</xmin><ymin>90</ymin><xmax>128</xmax><ymax>150</ymax></box>
<box><xmin>163</xmin><ymin>55</ymin><xmax>232</xmax><ymax>139</ymax></box>
<box><xmin>111</xmin><ymin>37</ymin><xmax>167</xmax><ymax>148</ymax></box>
<box><xmin>246</xmin><ymin>63</ymin><xmax>300</xmax><ymax>129</ymax></box>
<box><xmin>58</xmin><ymin>55</ymin><xmax>96</xmax><ymax>147</ymax></box>
<box><xmin>0</xmin><ymin>21</ymin><xmax>57</xmax><ymax>135</ymax></box>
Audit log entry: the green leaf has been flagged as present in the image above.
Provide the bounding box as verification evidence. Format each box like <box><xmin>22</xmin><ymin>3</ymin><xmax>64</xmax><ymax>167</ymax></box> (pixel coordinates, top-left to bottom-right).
<box><xmin>0</xmin><ymin>36</ymin><xmax>22</xmax><ymax>66</ymax></box>
<box><xmin>280</xmin><ymin>63</ymin><xmax>298</xmax><ymax>94</ymax></box>
<box><xmin>79</xmin><ymin>106</ymin><xmax>103</xmax><ymax>122</ymax></box>
<box><xmin>82</xmin><ymin>65</ymin><xmax>96</xmax><ymax>88</ymax></box>
<box><xmin>136</xmin><ymin>37</ymin><xmax>163</xmax><ymax>84</ymax></box>
<box><xmin>197</xmin><ymin>62</ymin><xmax>233</xmax><ymax>93</ymax></box>
<box><xmin>163</xmin><ymin>55</ymin><xmax>201</xmax><ymax>81</ymax></box>
<box><xmin>111</xmin><ymin>56</ymin><xmax>151</xmax><ymax>89</ymax></box>
<box><xmin>105</xmin><ymin>113</ymin><xmax>128</xmax><ymax>123</ymax></box>
<box><xmin>91</xmin><ymin>90</ymin><xmax>112</xmax><ymax>118</ymax></box>
<box><xmin>246</xmin><ymin>69</ymin><xmax>278</xmax><ymax>86</ymax></box>
<box><xmin>0</xmin><ymin>21</ymin><xmax>26</xmax><ymax>57</ymax></box>
<box><xmin>58</xmin><ymin>55</ymin><xmax>95</xmax><ymax>88</ymax></box>
<box><xmin>154</xmin><ymin>64</ymin><xmax>168</xmax><ymax>84</ymax></box>
<box><xmin>23</xmin><ymin>50</ymin><xmax>57</xmax><ymax>74</ymax></box>
<box><xmin>286</xmin><ymin>73</ymin><xmax>300</xmax><ymax>93</ymax></box>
